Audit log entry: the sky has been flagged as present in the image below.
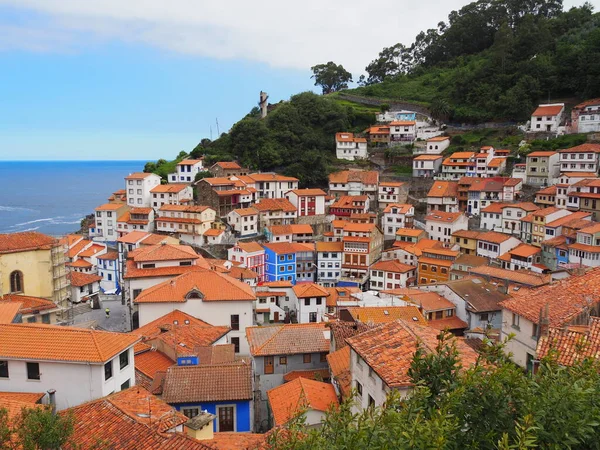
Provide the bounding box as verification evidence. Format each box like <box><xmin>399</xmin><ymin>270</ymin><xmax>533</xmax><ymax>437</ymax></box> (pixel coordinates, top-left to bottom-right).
<box><xmin>0</xmin><ymin>0</ymin><xmax>596</xmax><ymax>161</ymax></box>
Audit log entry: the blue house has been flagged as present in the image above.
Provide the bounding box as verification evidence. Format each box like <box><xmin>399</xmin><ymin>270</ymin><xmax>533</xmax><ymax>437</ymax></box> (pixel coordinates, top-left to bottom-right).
<box><xmin>161</xmin><ymin>361</ymin><xmax>253</xmax><ymax>432</ymax></box>
<box><xmin>263</xmin><ymin>243</ymin><xmax>297</xmax><ymax>284</ymax></box>
<box><xmin>97</xmin><ymin>252</ymin><xmax>120</xmax><ymax>293</ymax></box>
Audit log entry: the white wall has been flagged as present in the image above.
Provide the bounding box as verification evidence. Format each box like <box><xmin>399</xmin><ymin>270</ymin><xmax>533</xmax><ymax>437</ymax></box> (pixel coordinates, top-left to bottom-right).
<box><xmin>500</xmin><ymin>309</ymin><xmax>537</xmax><ymax>368</ymax></box>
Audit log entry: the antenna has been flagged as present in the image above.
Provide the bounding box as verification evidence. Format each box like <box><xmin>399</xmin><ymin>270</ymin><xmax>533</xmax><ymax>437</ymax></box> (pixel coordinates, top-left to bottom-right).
<box><xmin>210</xmin><ymin>125</ymin><xmax>213</xmax><ymax>141</ymax></box>
<box><xmin>216</xmin><ymin>118</ymin><xmax>220</xmax><ymax>136</ymax></box>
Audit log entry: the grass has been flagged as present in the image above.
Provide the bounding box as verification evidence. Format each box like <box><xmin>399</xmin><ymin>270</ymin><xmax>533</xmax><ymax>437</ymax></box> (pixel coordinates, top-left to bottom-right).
<box><xmin>327</xmin><ymin>94</ymin><xmax>382</xmax><ymax>113</ymax></box>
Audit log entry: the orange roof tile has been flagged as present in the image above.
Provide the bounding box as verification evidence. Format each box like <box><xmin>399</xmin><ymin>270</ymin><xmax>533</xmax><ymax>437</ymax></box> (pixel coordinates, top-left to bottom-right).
<box><xmin>346</xmin><ymin>320</ymin><xmax>478</xmax><ymax>388</ymax></box>
<box><xmin>0</xmin><ymin>231</ymin><xmax>57</xmax><ymax>254</ymax></box>
<box><xmin>177</xmin><ymin>159</ymin><xmax>204</xmax><ymax>165</ymax></box>
<box><xmin>413</xmin><ymin>154</ymin><xmax>444</xmax><ymax>161</ymax></box>
<box><xmin>326</xmin><ymin>346</ymin><xmax>351</xmax><ymax>397</ymax></box>
<box><xmin>288</xmin><ymin>188</ymin><xmax>327</xmax><ymax>196</ymax></box>
<box><xmin>134</xmin><ymin>269</ymin><xmax>255</xmax><ymax>304</ymax></box>
<box><xmin>500</xmin><ymin>268</ymin><xmax>600</xmax><ymax>326</ymax></box>
<box><xmin>204</xmin><ymin>228</ymin><xmax>224</xmax><ymax>236</ymax></box>
<box><xmin>477</xmin><ymin>231</ymin><xmax>513</xmax><ymax>244</ymax></box>
<box><xmin>125</xmin><ymin>172</ymin><xmax>156</xmax><ymax>179</ymax></box>
<box><xmin>395</xmin><ymin>228</ymin><xmax>425</xmax><ymax>237</ymax></box>
<box><xmin>150</xmin><ymin>184</ymin><xmax>189</xmax><ymax>193</ymax></box>
<box><xmin>0</xmin><ymin>294</ymin><xmax>58</xmax><ymax>314</ymax></box>
<box><xmin>0</xmin><ymin>302</ymin><xmax>21</xmax><ymax>324</ymax></box>
<box><xmin>135</xmin><ymin>350</ymin><xmax>174</xmax><ymax>380</ymax></box>
<box><xmin>292</xmin><ymin>283</ymin><xmax>329</xmax><ymax>298</ymax></box>
<box><xmin>578</xmin><ymin>222</ymin><xmax>600</xmax><ymax>234</ymax></box>
<box><xmin>315</xmin><ymin>241</ymin><xmax>344</xmax><ymax>252</ymax></box>
<box><xmin>246</xmin><ymin>323</ymin><xmax>330</xmax><ymax>356</ymax></box>
<box><xmin>389</xmin><ymin>120</ymin><xmax>415</xmax><ymax>126</ymax></box>
<box><xmin>78</xmin><ymin>243</ymin><xmax>106</xmax><ymax>258</ymax></box>
<box><xmin>95</xmin><ymin>203</ymin><xmax>126</xmax><ymax>211</ymax></box>
<box><xmin>559</xmin><ymin>143</ymin><xmax>600</xmax><ymax>153</ymax></box>
<box><xmin>370</xmin><ymin>259</ymin><xmax>415</xmax><ymax>273</ymax></box>
<box><xmin>67</xmin><ymin>271</ymin><xmax>102</xmax><ymax>287</ymax></box>
<box><xmin>346</xmin><ymin>306</ymin><xmax>427</xmax><ymax>325</ymax></box>
<box><xmin>247</xmin><ymin>172</ymin><xmax>299</xmax><ymax>183</ymax></box>
<box><xmin>0</xmin><ymin>324</ymin><xmax>140</xmax><ymax>363</ymax></box>
<box><xmin>204</xmin><ymin>433</ymin><xmax>266</xmax><ymax>450</ymax></box>
<box><xmin>427</xmin><ymin>181</ymin><xmax>458</xmax><ymax>198</ymax></box>
<box><xmin>425</xmin><ymin>211</ymin><xmax>465</xmax><ymax>223</ymax></box>
<box><xmin>488</xmin><ymin>158</ymin><xmax>506</xmax><ymax>168</ymax></box>
<box><xmin>427</xmin><ymin>136</ymin><xmax>450</xmax><ymax>142</ymax></box>
<box><xmin>470</xmin><ymin>265</ymin><xmax>550</xmax><ymax>286</ymax></box>
<box><xmin>67</xmin><ymin>259</ymin><xmax>93</xmax><ymax>267</ymax></box>
<box><xmin>379</xmin><ymin>181</ymin><xmax>405</xmax><ymax>187</ymax></box>
<box><xmin>0</xmin><ymin>391</ymin><xmax>45</xmax><ymax>404</ymax></box>
<box><xmin>214</xmin><ymin>161</ymin><xmax>242</xmax><ymax>169</ymax></box>
<box><xmin>508</xmin><ymin>244</ymin><xmax>540</xmax><ymax>258</ymax></box>
<box><xmin>282</xmin><ymin>368</ymin><xmax>330</xmax><ymax>382</ymax></box>
<box><xmin>427</xmin><ymin>316</ymin><xmax>469</xmax><ymax>331</ymax></box>
<box><xmin>269</xmin><ymin>224</ymin><xmax>313</xmax><ymax>236</ymax></box>
<box><xmin>267</xmin><ymin>378</ymin><xmax>338</xmax><ymax>426</ymax></box>
<box><xmin>129</xmin><ymin>244</ymin><xmax>200</xmax><ymax>263</ymax></box>
<box><xmin>262</xmin><ymin>242</ymin><xmax>314</xmax><ymax>254</ymax></box>
<box><xmin>452</xmin><ymin>229</ymin><xmax>482</xmax><ymax>239</ymax></box>
<box><xmin>546</xmin><ymin>211</ymin><xmax>591</xmax><ymax>227</ymax></box>
<box><xmin>123</xmin><ymin>259</ymin><xmax>202</xmax><ymax>279</ymax></box>
<box><xmin>537</xmin><ymin>317</ymin><xmax>600</xmax><ymax>366</ymax></box>
<box><xmin>328</xmin><ymin>170</ymin><xmax>379</xmax><ymax>185</ymax></box>
<box><xmin>528</xmin><ymin>151</ymin><xmax>557</xmax><ymax>157</ymax></box>
<box><xmin>254</xmin><ymin>198</ymin><xmax>297</xmax><ymax>213</ymax></box>
<box><xmin>229</xmin><ymin>207</ymin><xmax>259</xmax><ymax>217</ymax></box>
<box><xmin>235</xmin><ymin>241</ymin><xmax>264</xmax><ymax>253</ymax></box>
<box><xmin>532</xmin><ymin>104</ymin><xmax>564</xmax><ymax>116</ymax></box>
<box><xmin>97</xmin><ymin>251</ymin><xmax>119</xmax><ymax>260</ymax></box>
<box><xmin>117</xmin><ymin>231</ymin><xmax>152</xmax><ymax>244</ymax></box>
<box><xmin>382</xmin><ymin>203</ymin><xmax>413</xmax><ymax>214</ymax></box>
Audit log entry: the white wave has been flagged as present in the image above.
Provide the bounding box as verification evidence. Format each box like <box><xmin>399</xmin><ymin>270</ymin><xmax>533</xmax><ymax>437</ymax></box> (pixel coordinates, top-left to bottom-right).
<box><xmin>13</xmin><ymin>226</ymin><xmax>40</xmax><ymax>232</ymax></box>
<box><xmin>51</xmin><ymin>220</ymin><xmax>82</xmax><ymax>225</ymax></box>
<box><xmin>10</xmin><ymin>217</ymin><xmax>57</xmax><ymax>227</ymax></box>
<box><xmin>0</xmin><ymin>205</ymin><xmax>37</xmax><ymax>213</ymax></box>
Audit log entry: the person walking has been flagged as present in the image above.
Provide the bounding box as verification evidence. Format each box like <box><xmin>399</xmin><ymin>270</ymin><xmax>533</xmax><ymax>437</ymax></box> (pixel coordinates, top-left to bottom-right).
<box><xmin>105</xmin><ymin>307</ymin><xmax>110</xmax><ymax>318</ymax></box>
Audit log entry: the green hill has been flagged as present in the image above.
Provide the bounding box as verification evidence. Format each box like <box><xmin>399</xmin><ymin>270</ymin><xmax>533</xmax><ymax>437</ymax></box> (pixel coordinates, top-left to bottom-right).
<box><xmin>341</xmin><ymin>1</ymin><xmax>600</xmax><ymax>123</ymax></box>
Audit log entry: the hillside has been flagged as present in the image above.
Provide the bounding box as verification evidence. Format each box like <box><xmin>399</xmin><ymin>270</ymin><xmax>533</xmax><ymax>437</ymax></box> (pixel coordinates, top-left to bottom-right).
<box><xmin>341</xmin><ymin>1</ymin><xmax>600</xmax><ymax>123</ymax></box>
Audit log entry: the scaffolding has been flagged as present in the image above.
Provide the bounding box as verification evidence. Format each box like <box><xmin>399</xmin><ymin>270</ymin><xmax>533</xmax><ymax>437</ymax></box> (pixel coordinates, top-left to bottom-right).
<box><xmin>51</xmin><ymin>240</ymin><xmax>70</xmax><ymax>324</ymax></box>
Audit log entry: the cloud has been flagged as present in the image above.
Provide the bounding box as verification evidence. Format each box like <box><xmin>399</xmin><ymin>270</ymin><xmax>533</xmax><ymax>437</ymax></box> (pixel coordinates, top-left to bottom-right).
<box><xmin>0</xmin><ymin>0</ymin><xmax>596</xmax><ymax>72</ymax></box>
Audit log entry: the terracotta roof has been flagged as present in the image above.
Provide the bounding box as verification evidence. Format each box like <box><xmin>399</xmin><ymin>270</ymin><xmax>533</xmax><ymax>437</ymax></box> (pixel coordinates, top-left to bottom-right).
<box><xmin>78</xmin><ymin>243</ymin><xmax>106</xmax><ymax>258</ymax></box>
<box><xmin>67</xmin><ymin>238</ymin><xmax>92</xmax><ymax>258</ymax></box>
<box><xmin>315</xmin><ymin>241</ymin><xmax>344</xmax><ymax>252</ymax></box>
<box><xmin>134</xmin><ymin>269</ymin><xmax>255</xmax><ymax>304</ymax></box>
<box><xmin>537</xmin><ymin>317</ymin><xmax>600</xmax><ymax>366</ymax></box>
<box><xmin>214</xmin><ymin>161</ymin><xmax>242</xmax><ymax>169</ymax></box>
<box><xmin>488</xmin><ymin>158</ymin><xmax>506</xmax><ymax>168</ymax></box>
<box><xmin>500</xmin><ymin>268</ymin><xmax>600</xmax><ymax>327</ymax></box>
<box><xmin>67</xmin><ymin>271</ymin><xmax>102</xmax><ymax>287</ymax></box>
<box><xmin>427</xmin><ymin>136</ymin><xmax>450</xmax><ymax>142</ymax></box>
<box><xmin>162</xmin><ymin>361</ymin><xmax>252</xmax><ymax>403</ymax></box>
<box><xmin>452</xmin><ymin>230</ymin><xmax>482</xmax><ymax>239</ymax></box>
<box><xmin>413</xmin><ymin>154</ymin><xmax>443</xmax><ymax>161</ymax></box>
<box><xmin>67</xmin><ymin>259</ymin><xmax>93</xmax><ymax>268</ymax></box>
<box><xmin>477</xmin><ymin>231</ymin><xmax>513</xmax><ymax>244</ymax></box>
<box><xmin>204</xmin><ymin>228</ymin><xmax>224</xmax><ymax>237</ymax></box>
<box><xmin>324</xmin><ymin>287</ymin><xmax>362</xmax><ymax>308</ymax></box>
<box><xmin>428</xmin><ymin>316</ymin><xmax>469</xmax><ymax>330</ymax></box>
<box><xmin>0</xmin><ymin>294</ymin><xmax>58</xmax><ymax>314</ymax></box>
<box><xmin>117</xmin><ymin>231</ymin><xmax>151</xmax><ymax>244</ymax></box>
<box><xmin>327</xmin><ymin>346</ymin><xmax>351</xmax><ymax>397</ymax></box>
<box><xmin>559</xmin><ymin>143</ymin><xmax>600</xmax><ymax>153</ymax></box>
<box><xmin>536</xmin><ymin>185</ymin><xmax>557</xmax><ymax>196</ymax></box>
<box><xmin>134</xmin><ymin>310</ymin><xmax>229</xmax><ymax>354</ymax></box>
<box><xmin>125</xmin><ymin>172</ymin><xmax>157</xmax><ymax>179</ymax></box>
<box><xmin>328</xmin><ymin>321</ymin><xmax>374</xmax><ymax>350</ymax></box>
<box><xmin>439</xmin><ymin>277</ymin><xmax>508</xmax><ymax>312</ymax></box>
<box><xmin>469</xmin><ymin>265</ymin><xmax>550</xmax><ymax>286</ymax></box>
<box><xmin>382</xmin><ymin>203</ymin><xmax>413</xmax><ymax>214</ymax></box>
<box><xmin>425</xmin><ymin>211</ymin><xmax>465</xmax><ymax>223</ymax></box>
<box><xmin>507</xmin><ymin>243</ymin><xmax>540</xmax><ymax>258</ymax></box>
<box><xmin>262</xmin><ymin>280</ymin><xmax>293</xmax><ymax>288</ymax></box>
<box><xmin>398</xmin><ymin>291</ymin><xmax>455</xmax><ymax>312</ymax></box>
<box><xmin>346</xmin><ymin>306</ymin><xmax>427</xmax><ymax>325</ymax></box>
<box><xmin>267</xmin><ymin>378</ymin><xmax>338</xmax><ymax>426</ymax></box>
<box><xmin>288</xmin><ymin>188</ymin><xmax>327</xmax><ymax>196</ymax></box>
<box><xmin>546</xmin><ymin>211</ymin><xmax>591</xmax><ymax>228</ymax></box>
<box><xmin>390</xmin><ymin>120</ymin><xmax>415</xmax><ymax>126</ymax></box>
<box><xmin>129</xmin><ymin>244</ymin><xmax>199</xmax><ymax>263</ymax></box>
<box><xmin>235</xmin><ymin>241</ymin><xmax>264</xmax><ymax>253</ymax></box>
<box><xmin>427</xmin><ymin>181</ymin><xmax>458</xmax><ymax>198</ymax></box>
<box><xmin>578</xmin><ymin>222</ymin><xmax>600</xmax><ymax>235</ymax></box>
<box><xmin>123</xmin><ymin>259</ymin><xmax>201</xmax><ymax>279</ymax></box>
<box><xmin>63</xmin><ymin>387</ymin><xmax>211</xmax><ymax>450</ymax></box>
<box><xmin>282</xmin><ymin>368</ymin><xmax>330</xmax><ymax>382</ymax></box>
<box><xmin>0</xmin><ymin>231</ymin><xmax>57</xmax><ymax>254</ymax></box>
<box><xmin>246</xmin><ymin>323</ymin><xmax>329</xmax><ymax>356</ymax></box>
<box><xmin>134</xmin><ymin>350</ymin><xmax>174</xmax><ymax>380</ymax></box>
<box><xmin>247</xmin><ymin>172</ymin><xmax>299</xmax><ymax>183</ymax></box>
<box><xmin>346</xmin><ymin>320</ymin><xmax>478</xmax><ymax>388</ymax></box>
<box><xmin>528</xmin><ymin>151</ymin><xmax>557</xmax><ymax>157</ymax></box>
<box><xmin>230</xmin><ymin>207</ymin><xmax>259</xmax><ymax>217</ymax></box>
<box><xmin>177</xmin><ymin>159</ymin><xmax>204</xmax><ymax>165</ymax></box>
<box><xmin>532</xmin><ymin>104</ymin><xmax>564</xmax><ymax>116</ymax></box>
<box><xmin>503</xmin><ymin>202</ymin><xmax>540</xmax><ymax>212</ymax></box>
<box><xmin>292</xmin><ymin>283</ymin><xmax>329</xmax><ymax>298</ymax></box>
<box><xmin>262</xmin><ymin>242</ymin><xmax>314</xmax><ymax>254</ymax></box>
<box><xmin>328</xmin><ymin>170</ymin><xmax>379</xmax><ymax>185</ymax></box>
<box><xmin>0</xmin><ymin>323</ymin><xmax>140</xmax><ymax>363</ymax></box>
<box><xmin>254</xmin><ymin>198</ymin><xmax>297</xmax><ymax>213</ymax></box>
<box><xmin>204</xmin><ymin>433</ymin><xmax>266</xmax><ymax>450</ymax></box>
<box><xmin>330</xmin><ymin>195</ymin><xmax>369</xmax><ymax>210</ymax></box>
<box><xmin>195</xmin><ymin>344</ymin><xmax>236</xmax><ymax>365</ymax></box>
<box><xmin>448</xmin><ymin>151</ymin><xmax>475</xmax><ymax>159</ymax></box>
<box><xmin>268</xmin><ymin>224</ymin><xmax>313</xmax><ymax>236</ymax></box>
<box><xmin>0</xmin><ymin>391</ymin><xmax>45</xmax><ymax>404</ymax></box>
<box><xmin>97</xmin><ymin>251</ymin><xmax>119</xmax><ymax>261</ymax></box>
<box><xmin>370</xmin><ymin>259</ymin><xmax>415</xmax><ymax>273</ymax></box>
<box><xmin>0</xmin><ymin>302</ymin><xmax>21</xmax><ymax>324</ymax></box>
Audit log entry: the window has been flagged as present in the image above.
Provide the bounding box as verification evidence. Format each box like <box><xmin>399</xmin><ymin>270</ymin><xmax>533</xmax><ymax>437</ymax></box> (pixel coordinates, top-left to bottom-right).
<box><xmin>120</xmin><ymin>379</ymin><xmax>130</xmax><ymax>390</ymax></box>
<box><xmin>104</xmin><ymin>361</ymin><xmax>113</xmax><ymax>380</ymax></box>
<box><xmin>356</xmin><ymin>381</ymin><xmax>363</xmax><ymax>396</ymax></box>
<box><xmin>309</xmin><ymin>312</ymin><xmax>317</xmax><ymax>323</ymax></box>
<box><xmin>0</xmin><ymin>361</ymin><xmax>8</xmax><ymax>378</ymax></box>
<box><xmin>182</xmin><ymin>407</ymin><xmax>200</xmax><ymax>419</ymax></box>
<box><xmin>119</xmin><ymin>351</ymin><xmax>129</xmax><ymax>370</ymax></box>
<box><xmin>303</xmin><ymin>353</ymin><xmax>312</xmax><ymax>363</ymax></box>
<box><xmin>480</xmin><ymin>313</ymin><xmax>489</xmax><ymax>322</ymax></box>
<box><xmin>304</xmin><ymin>298</ymin><xmax>311</xmax><ymax>306</ymax></box>
<box><xmin>27</xmin><ymin>316</ymin><xmax>36</xmax><ymax>323</ymax></box>
<box><xmin>10</xmin><ymin>271</ymin><xmax>23</xmax><ymax>293</ymax></box>
<box><xmin>264</xmin><ymin>356</ymin><xmax>274</xmax><ymax>374</ymax></box>
<box><xmin>532</xmin><ymin>323</ymin><xmax>539</xmax><ymax>339</ymax></box>
<box><xmin>368</xmin><ymin>395</ymin><xmax>376</xmax><ymax>408</ymax></box>
<box><xmin>231</xmin><ymin>337</ymin><xmax>240</xmax><ymax>353</ymax></box>
<box><xmin>320</xmin><ymin>352</ymin><xmax>327</xmax><ymax>362</ymax></box>
<box><xmin>230</xmin><ymin>315</ymin><xmax>239</xmax><ymax>331</ymax></box>
<box><xmin>280</xmin><ymin>356</ymin><xmax>287</xmax><ymax>365</ymax></box>
<box><xmin>512</xmin><ymin>313</ymin><xmax>520</xmax><ymax>330</ymax></box>
<box><xmin>27</xmin><ymin>362</ymin><xmax>40</xmax><ymax>380</ymax></box>
<box><xmin>316</xmin><ymin>297</ymin><xmax>322</xmax><ymax>305</ymax></box>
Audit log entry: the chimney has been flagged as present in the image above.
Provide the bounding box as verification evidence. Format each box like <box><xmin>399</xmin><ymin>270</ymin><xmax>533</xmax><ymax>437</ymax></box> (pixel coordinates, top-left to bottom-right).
<box><xmin>47</xmin><ymin>389</ymin><xmax>57</xmax><ymax>415</ymax></box>
<box><xmin>185</xmin><ymin>411</ymin><xmax>216</xmax><ymax>440</ymax></box>
<box><xmin>539</xmin><ymin>303</ymin><xmax>550</xmax><ymax>339</ymax></box>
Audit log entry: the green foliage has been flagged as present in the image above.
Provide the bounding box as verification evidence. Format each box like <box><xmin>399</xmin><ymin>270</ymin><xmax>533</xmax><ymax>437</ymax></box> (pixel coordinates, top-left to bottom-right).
<box><xmin>268</xmin><ymin>335</ymin><xmax>600</xmax><ymax>450</ymax></box>
<box><xmin>0</xmin><ymin>406</ymin><xmax>75</xmax><ymax>450</ymax></box>
<box><xmin>194</xmin><ymin>170</ymin><xmax>212</xmax><ymax>182</ymax></box>
<box><xmin>311</xmin><ymin>62</ymin><xmax>353</xmax><ymax>94</ymax></box>
<box><xmin>143</xmin><ymin>153</ymin><xmax>188</xmax><ymax>181</ymax></box>
<box><xmin>344</xmin><ymin>2</ymin><xmax>599</xmax><ymax>122</ymax></box>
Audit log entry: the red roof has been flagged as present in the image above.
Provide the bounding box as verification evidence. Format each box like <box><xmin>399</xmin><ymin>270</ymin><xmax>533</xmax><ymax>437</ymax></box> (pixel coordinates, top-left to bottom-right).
<box><xmin>0</xmin><ymin>232</ymin><xmax>57</xmax><ymax>254</ymax></box>
<box><xmin>532</xmin><ymin>104</ymin><xmax>564</xmax><ymax>117</ymax></box>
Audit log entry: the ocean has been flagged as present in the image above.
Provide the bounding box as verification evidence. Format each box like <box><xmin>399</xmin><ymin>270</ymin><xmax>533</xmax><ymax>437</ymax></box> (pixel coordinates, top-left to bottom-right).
<box><xmin>0</xmin><ymin>160</ymin><xmax>145</xmax><ymax>237</ymax></box>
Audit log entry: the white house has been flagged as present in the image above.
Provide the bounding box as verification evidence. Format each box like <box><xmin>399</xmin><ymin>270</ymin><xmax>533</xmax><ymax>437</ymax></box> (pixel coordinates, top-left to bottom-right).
<box><xmin>68</xmin><ymin>271</ymin><xmax>102</xmax><ymax>304</ymax></box>
<box><xmin>155</xmin><ymin>204</ymin><xmax>217</xmax><ymax>246</ymax></box>
<box><xmin>134</xmin><ymin>269</ymin><xmax>256</xmax><ymax>355</ymax></box>
<box><xmin>228</xmin><ymin>241</ymin><xmax>266</xmax><ymax>283</ymax></box>
<box><xmin>335</xmin><ymin>132</ymin><xmax>368</xmax><ymax>160</ymax></box>
<box><xmin>97</xmin><ymin>251</ymin><xmax>119</xmax><ymax>292</ymax></box>
<box><xmin>369</xmin><ymin>260</ymin><xmax>416</xmax><ymax>291</ymax></box>
<box><xmin>378</xmin><ymin>182</ymin><xmax>406</xmax><ymax>209</ymax></box>
<box><xmin>227</xmin><ymin>207</ymin><xmax>259</xmax><ymax>237</ymax></box>
<box><xmin>125</xmin><ymin>172</ymin><xmax>162</xmax><ymax>207</ymax></box>
<box><xmin>389</xmin><ymin>121</ymin><xmax>416</xmax><ymax>145</ymax></box>
<box><xmin>420</xmin><ymin>136</ymin><xmax>450</xmax><ymax>154</ymax></box>
<box><xmin>316</xmin><ymin>241</ymin><xmax>343</xmax><ymax>287</ymax></box>
<box><xmin>425</xmin><ymin>211</ymin><xmax>469</xmax><ymax>243</ymax></box>
<box><xmin>499</xmin><ymin>244</ymin><xmax>542</xmax><ymax>271</ymax></box>
<box><xmin>285</xmin><ymin>189</ymin><xmax>327</xmax><ymax>216</ymax></box>
<box><xmin>558</xmin><ymin>144</ymin><xmax>600</xmax><ymax>175</ymax></box>
<box><xmin>328</xmin><ymin>170</ymin><xmax>379</xmax><ymax>202</ymax></box>
<box><xmin>92</xmin><ymin>203</ymin><xmax>129</xmax><ymax>243</ymax></box>
<box><xmin>0</xmin><ymin>323</ymin><xmax>139</xmax><ymax>410</ymax></box>
<box><xmin>525</xmin><ymin>151</ymin><xmax>560</xmax><ymax>186</ymax></box>
<box><xmin>168</xmin><ymin>159</ymin><xmax>205</xmax><ymax>184</ymax></box>
<box><xmin>476</xmin><ymin>231</ymin><xmax>521</xmax><ymax>260</ymax></box>
<box><xmin>426</xmin><ymin>181</ymin><xmax>458</xmax><ymax>213</ymax></box>
<box><xmin>150</xmin><ymin>184</ymin><xmax>193</xmax><ymax>209</ymax></box>
<box><xmin>243</xmin><ymin>173</ymin><xmax>299</xmax><ymax>200</ymax></box>
<box><xmin>381</xmin><ymin>204</ymin><xmax>415</xmax><ymax>239</ymax></box>
<box><xmin>440</xmin><ymin>152</ymin><xmax>475</xmax><ymax>180</ymax></box>
<box><xmin>571</xmin><ymin>99</ymin><xmax>600</xmax><ymax>133</ymax></box>
<box><xmin>530</xmin><ymin>103</ymin><xmax>564</xmax><ymax>133</ymax></box>
<box><xmin>413</xmin><ymin>155</ymin><xmax>443</xmax><ymax>178</ymax></box>
<box><xmin>293</xmin><ymin>283</ymin><xmax>330</xmax><ymax>323</ymax></box>
<box><xmin>116</xmin><ymin>207</ymin><xmax>155</xmax><ymax>237</ymax></box>
<box><xmin>500</xmin><ymin>202</ymin><xmax>539</xmax><ymax>236</ymax></box>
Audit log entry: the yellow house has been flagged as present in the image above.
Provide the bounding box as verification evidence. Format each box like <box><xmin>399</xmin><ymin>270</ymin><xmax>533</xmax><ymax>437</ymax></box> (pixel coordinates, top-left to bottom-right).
<box><xmin>0</xmin><ymin>232</ymin><xmax>68</xmax><ymax>313</ymax></box>
<box><xmin>451</xmin><ymin>230</ymin><xmax>481</xmax><ymax>255</ymax></box>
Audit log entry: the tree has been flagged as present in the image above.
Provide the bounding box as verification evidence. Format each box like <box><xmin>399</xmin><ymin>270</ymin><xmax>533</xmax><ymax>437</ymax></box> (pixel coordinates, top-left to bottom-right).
<box><xmin>310</xmin><ymin>62</ymin><xmax>353</xmax><ymax>94</ymax></box>
<box><xmin>143</xmin><ymin>161</ymin><xmax>157</xmax><ymax>173</ymax></box>
<box><xmin>194</xmin><ymin>170</ymin><xmax>212</xmax><ymax>182</ymax></box>
<box><xmin>364</xmin><ymin>43</ymin><xmax>413</xmax><ymax>84</ymax></box>
<box><xmin>430</xmin><ymin>98</ymin><xmax>452</xmax><ymax>122</ymax></box>
<box><xmin>0</xmin><ymin>406</ymin><xmax>75</xmax><ymax>450</ymax></box>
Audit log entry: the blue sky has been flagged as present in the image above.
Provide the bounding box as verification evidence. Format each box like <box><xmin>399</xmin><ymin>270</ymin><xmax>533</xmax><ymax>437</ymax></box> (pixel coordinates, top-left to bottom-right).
<box><xmin>0</xmin><ymin>0</ymin><xmax>596</xmax><ymax>161</ymax></box>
